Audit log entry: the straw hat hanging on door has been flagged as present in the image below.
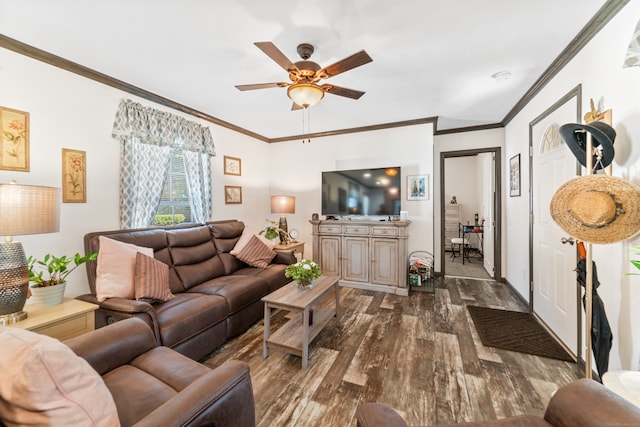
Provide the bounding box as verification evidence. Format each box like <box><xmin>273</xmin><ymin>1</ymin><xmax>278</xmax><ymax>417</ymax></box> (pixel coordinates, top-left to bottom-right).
<box><xmin>550</xmin><ymin>174</ymin><xmax>640</xmax><ymax>244</ymax></box>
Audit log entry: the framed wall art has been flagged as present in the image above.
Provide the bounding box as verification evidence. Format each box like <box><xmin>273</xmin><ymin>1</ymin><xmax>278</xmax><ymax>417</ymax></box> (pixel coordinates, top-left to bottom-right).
<box><xmin>509</xmin><ymin>154</ymin><xmax>521</xmax><ymax>197</ymax></box>
<box><xmin>62</xmin><ymin>148</ymin><xmax>86</xmax><ymax>202</ymax></box>
<box><xmin>0</xmin><ymin>106</ymin><xmax>30</xmax><ymax>171</ymax></box>
<box><xmin>224</xmin><ymin>185</ymin><xmax>242</xmax><ymax>204</ymax></box>
<box><xmin>224</xmin><ymin>156</ymin><xmax>241</xmax><ymax>176</ymax></box>
<box><xmin>407</xmin><ymin>174</ymin><xmax>428</xmax><ymax>201</ymax></box>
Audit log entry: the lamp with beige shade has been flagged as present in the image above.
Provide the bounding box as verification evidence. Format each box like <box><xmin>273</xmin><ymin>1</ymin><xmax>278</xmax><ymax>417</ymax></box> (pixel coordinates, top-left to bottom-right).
<box><xmin>0</xmin><ymin>181</ymin><xmax>59</xmax><ymax>324</ymax></box>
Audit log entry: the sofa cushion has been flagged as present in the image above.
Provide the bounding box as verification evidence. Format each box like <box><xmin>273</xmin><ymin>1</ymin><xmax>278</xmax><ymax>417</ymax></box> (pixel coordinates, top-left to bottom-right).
<box><xmin>134</xmin><ymin>252</ymin><xmax>175</xmax><ymax>303</ymax></box>
<box><xmin>154</xmin><ymin>293</ymin><xmax>229</xmax><ymax>348</ymax></box>
<box><xmin>96</xmin><ymin>236</ymin><xmax>154</xmax><ymax>302</ymax></box>
<box><xmin>102</xmin><ymin>346</ymin><xmax>212</xmax><ymax>426</ymax></box>
<box><xmin>167</xmin><ymin>225</ymin><xmax>227</xmax><ymax>289</ymax></box>
<box><xmin>188</xmin><ymin>275</ymin><xmax>269</xmax><ymax>314</ymax></box>
<box><xmin>0</xmin><ymin>327</ymin><xmax>120</xmax><ymax>427</ymax></box>
<box><xmin>235</xmin><ymin>235</ymin><xmax>276</xmax><ymax>268</ymax></box>
<box><xmin>233</xmin><ymin>262</ymin><xmax>290</xmax><ymax>292</ymax></box>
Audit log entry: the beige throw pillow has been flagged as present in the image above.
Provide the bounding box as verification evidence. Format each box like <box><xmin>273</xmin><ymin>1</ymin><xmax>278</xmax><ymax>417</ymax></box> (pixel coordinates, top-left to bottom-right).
<box><xmin>95</xmin><ymin>236</ymin><xmax>154</xmax><ymax>302</ymax></box>
<box><xmin>235</xmin><ymin>235</ymin><xmax>276</xmax><ymax>268</ymax></box>
<box><xmin>0</xmin><ymin>327</ymin><xmax>121</xmax><ymax>427</ymax></box>
<box><xmin>230</xmin><ymin>226</ymin><xmax>276</xmax><ymax>255</ymax></box>
<box><xmin>134</xmin><ymin>252</ymin><xmax>175</xmax><ymax>303</ymax></box>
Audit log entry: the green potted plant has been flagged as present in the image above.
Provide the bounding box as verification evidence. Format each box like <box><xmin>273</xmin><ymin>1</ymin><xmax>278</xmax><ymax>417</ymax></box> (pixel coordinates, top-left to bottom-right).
<box><xmin>285</xmin><ymin>259</ymin><xmax>322</xmax><ymax>290</ymax></box>
<box><xmin>259</xmin><ymin>220</ymin><xmax>289</xmax><ymax>244</ymax></box>
<box><xmin>27</xmin><ymin>252</ymin><xmax>98</xmax><ymax>307</ymax></box>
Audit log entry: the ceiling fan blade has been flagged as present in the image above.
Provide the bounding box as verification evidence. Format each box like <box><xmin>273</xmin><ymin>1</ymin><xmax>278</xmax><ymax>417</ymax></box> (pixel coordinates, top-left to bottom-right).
<box><xmin>254</xmin><ymin>41</ymin><xmax>299</xmax><ymax>72</ymax></box>
<box><xmin>235</xmin><ymin>82</ymin><xmax>288</xmax><ymax>91</ymax></box>
<box><xmin>321</xmin><ymin>84</ymin><xmax>366</xmax><ymax>100</ymax></box>
<box><xmin>291</xmin><ymin>102</ymin><xmax>303</xmax><ymax>111</ymax></box>
<box><xmin>319</xmin><ymin>50</ymin><xmax>373</xmax><ymax>78</ymax></box>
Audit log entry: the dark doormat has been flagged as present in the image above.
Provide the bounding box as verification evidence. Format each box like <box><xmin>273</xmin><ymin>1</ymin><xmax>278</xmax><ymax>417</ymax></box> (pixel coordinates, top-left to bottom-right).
<box><xmin>467</xmin><ymin>305</ymin><xmax>574</xmax><ymax>362</ymax></box>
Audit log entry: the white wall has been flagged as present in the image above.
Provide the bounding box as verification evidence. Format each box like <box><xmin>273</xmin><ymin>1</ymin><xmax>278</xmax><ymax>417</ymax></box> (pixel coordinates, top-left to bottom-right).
<box><xmin>267</xmin><ymin>124</ymin><xmax>435</xmax><ymax>258</ymax></box>
<box><xmin>504</xmin><ymin>0</ymin><xmax>640</xmax><ymax>371</ymax></box>
<box><xmin>444</xmin><ymin>156</ymin><xmax>480</xmax><ymax>225</ymax></box>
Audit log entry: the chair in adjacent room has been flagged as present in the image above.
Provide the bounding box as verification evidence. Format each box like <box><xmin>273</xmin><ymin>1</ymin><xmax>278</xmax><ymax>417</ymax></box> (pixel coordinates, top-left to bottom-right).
<box><xmin>450</xmin><ymin>223</ymin><xmax>471</xmax><ymax>264</ymax></box>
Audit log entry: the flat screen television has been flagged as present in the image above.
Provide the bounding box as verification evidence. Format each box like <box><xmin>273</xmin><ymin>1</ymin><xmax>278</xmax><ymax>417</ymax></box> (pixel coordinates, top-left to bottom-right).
<box><xmin>322</xmin><ymin>167</ymin><xmax>401</xmax><ymax>217</ymax></box>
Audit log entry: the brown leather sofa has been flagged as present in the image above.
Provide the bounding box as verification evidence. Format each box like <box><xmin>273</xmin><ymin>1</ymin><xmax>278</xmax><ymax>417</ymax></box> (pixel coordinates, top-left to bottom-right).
<box><xmin>65</xmin><ymin>317</ymin><xmax>255</xmax><ymax>427</ymax></box>
<box><xmin>78</xmin><ymin>220</ymin><xmax>295</xmax><ymax>361</ymax></box>
<box><xmin>356</xmin><ymin>378</ymin><xmax>640</xmax><ymax>427</ymax></box>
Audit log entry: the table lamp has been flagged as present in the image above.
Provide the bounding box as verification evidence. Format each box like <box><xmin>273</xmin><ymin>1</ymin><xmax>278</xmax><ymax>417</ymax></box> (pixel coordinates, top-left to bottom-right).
<box><xmin>271</xmin><ymin>195</ymin><xmax>295</xmax><ymax>233</ymax></box>
<box><xmin>0</xmin><ymin>182</ymin><xmax>60</xmax><ymax>324</ymax></box>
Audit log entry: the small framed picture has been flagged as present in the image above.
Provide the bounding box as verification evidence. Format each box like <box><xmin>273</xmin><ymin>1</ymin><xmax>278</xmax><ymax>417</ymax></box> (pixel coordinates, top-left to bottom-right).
<box><xmin>0</xmin><ymin>106</ymin><xmax>30</xmax><ymax>171</ymax></box>
<box><xmin>510</xmin><ymin>154</ymin><xmax>521</xmax><ymax>197</ymax></box>
<box><xmin>62</xmin><ymin>148</ymin><xmax>86</xmax><ymax>203</ymax></box>
<box><xmin>224</xmin><ymin>156</ymin><xmax>241</xmax><ymax>176</ymax></box>
<box><xmin>224</xmin><ymin>185</ymin><xmax>242</xmax><ymax>204</ymax></box>
<box><xmin>407</xmin><ymin>174</ymin><xmax>428</xmax><ymax>201</ymax></box>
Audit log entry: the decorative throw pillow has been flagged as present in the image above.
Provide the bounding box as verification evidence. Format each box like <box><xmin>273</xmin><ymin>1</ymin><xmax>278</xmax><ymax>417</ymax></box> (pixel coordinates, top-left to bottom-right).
<box><xmin>230</xmin><ymin>226</ymin><xmax>276</xmax><ymax>255</ymax></box>
<box><xmin>134</xmin><ymin>252</ymin><xmax>175</xmax><ymax>303</ymax></box>
<box><xmin>235</xmin><ymin>234</ymin><xmax>276</xmax><ymax>268</ymax></box>
<box><xmin>0</xmin><ymin>327</ymin><xmax>121</xmax><ymax>427</ymax></box>
<box><xmin>95</xmin><ymin>236</ymin><xmax>154</xmax><ymax>302</ymax></box>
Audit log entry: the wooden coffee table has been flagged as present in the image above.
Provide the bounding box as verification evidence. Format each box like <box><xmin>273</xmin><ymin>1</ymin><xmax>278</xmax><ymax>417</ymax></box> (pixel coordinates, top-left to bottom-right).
<box><xmin>262</xmin><ymin>275</ymin><xmax>340</xmax><ymax>369</ymax></box>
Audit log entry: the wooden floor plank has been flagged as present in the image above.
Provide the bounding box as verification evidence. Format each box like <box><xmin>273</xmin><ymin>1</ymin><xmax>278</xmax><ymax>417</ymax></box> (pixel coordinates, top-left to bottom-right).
<box><xmin>203</xmin><ymin>278</ymin><xmax>582</xmax><ymax>426</ymax></box>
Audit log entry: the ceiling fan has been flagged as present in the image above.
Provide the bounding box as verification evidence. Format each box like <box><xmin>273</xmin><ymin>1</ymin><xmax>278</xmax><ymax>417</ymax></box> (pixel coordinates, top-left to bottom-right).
<box><xmin>235</xmin><ymin>42</ymin><xmax>373</xmax><ymax>109</ymax></box>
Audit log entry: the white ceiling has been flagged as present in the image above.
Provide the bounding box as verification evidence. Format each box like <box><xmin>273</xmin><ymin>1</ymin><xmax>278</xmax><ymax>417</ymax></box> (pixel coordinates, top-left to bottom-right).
<box><xmin>1</xmin><ymin>0</ymin><xmax>608</xmax><ymax>139</ymax></box>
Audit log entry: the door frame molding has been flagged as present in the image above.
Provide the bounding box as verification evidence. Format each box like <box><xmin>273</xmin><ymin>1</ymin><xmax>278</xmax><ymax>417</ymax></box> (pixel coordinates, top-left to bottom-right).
<box><xmin>440</xmin><ymin>147</ymin><xmax>502</xmax><ymax>279</ymax></box>
<box><xmin>528</xmin><ymin>84</ymin><xmax>582</xmax><ymax>361</ymax></box>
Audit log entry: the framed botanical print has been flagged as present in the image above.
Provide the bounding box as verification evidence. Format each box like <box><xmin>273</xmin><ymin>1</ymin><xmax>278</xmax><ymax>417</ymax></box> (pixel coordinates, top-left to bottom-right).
<box><xmin>224</xmin><ymin>156</ymin><xmax>241</xmax><ymax>176</ymax></box>
<box><xmin>0</xmin><ymin>106</ymin><xmax>29</xmax><ymax>171</ymax></box>
<box><xmin>224</xmin><ymin>185</ymin><xmax>242</xmax><ymax>204</ymax></box>
<box><xmin>62</xmin><ymin>148</ymin><xmax>86</xmax><ymax>202</ymax></box>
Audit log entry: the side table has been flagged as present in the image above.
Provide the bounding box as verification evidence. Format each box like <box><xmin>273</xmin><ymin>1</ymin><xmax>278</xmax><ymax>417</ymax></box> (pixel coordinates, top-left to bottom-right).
<box><xmin>8</xmin><ymin>298</ymin><xmax>98</xmax><ymax>341</ymax></box>
<box><xmin>274</xmin><ymin>241</ymin><xmax>305</xmax><ymax>259</ymax></box>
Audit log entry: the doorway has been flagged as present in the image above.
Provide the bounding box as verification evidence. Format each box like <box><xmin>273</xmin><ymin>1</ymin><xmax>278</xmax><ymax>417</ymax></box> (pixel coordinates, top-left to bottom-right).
<box><xmin>440</xmin><ymin>148</ymin><xmax>502</xmax><ymax>280</ymax></box>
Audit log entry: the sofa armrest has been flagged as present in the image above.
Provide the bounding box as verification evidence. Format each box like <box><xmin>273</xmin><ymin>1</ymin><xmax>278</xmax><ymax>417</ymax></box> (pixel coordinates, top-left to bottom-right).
<box><xmin>133</xmin><ymin>360</ymin><xmax>255</xmax><ymax>427</ymax></box>
<box><xmin>544</xmin><ymin>378</ymin><xmax>640</xmax><ymax>427</ymax></box>
<box><xmin>65</xmin><ymin>318</ymin><xmax>157</xmax><ymax>376</ymax></box>
<box><xmin>273</xmin><ymin>251</ymin><xmax>296</xmax><ymax>265</ymax></box>
<box><xmin>356</xmin><ymin>403</ymin><xmax>409</xmax><ymax>427</ymax></box>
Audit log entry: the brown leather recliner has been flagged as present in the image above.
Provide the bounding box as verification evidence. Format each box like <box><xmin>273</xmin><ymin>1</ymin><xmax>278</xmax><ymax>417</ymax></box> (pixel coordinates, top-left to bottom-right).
<box><xmin>65</xmin><ymin>317</ymin><xmax>255</xmax><ymax>427</ymax></box>
<box><xmin>356</xmin><ymin>378</ymin><xmax>640</xmax><ymax>427</ymax></box>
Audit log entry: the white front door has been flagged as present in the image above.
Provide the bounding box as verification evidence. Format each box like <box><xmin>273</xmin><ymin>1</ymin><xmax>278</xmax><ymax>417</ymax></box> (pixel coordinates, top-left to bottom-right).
<box><xmin>531</xmin><ymin>98</ymin><xmax>580</xmax><ymax>356</ymax></box>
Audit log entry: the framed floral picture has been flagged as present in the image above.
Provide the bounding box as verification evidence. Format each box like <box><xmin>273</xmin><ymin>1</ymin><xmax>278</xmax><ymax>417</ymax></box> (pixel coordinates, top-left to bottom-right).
<box><xmin>62</xmin><ymin>148</ymin><xmax>86</xmax><ymax>203</ymax></box>
<box><xmin>224</xmin><ymin>156</ymin><xmax>241</xmax><ymax>176</ymax></box>
<box><xmin>407</xmin><ymin>174</ymin><xmax>428</xmax><ymax>200</ymax></box>
<box><xmin>0</xmin><ymin>106</ymin><xmax>30</xmax><ymax>171</ymax></box>
<box><xmin>224</xmin><ymin>185</ymin><xmax>242</xmax><ymax>204</ymax></box>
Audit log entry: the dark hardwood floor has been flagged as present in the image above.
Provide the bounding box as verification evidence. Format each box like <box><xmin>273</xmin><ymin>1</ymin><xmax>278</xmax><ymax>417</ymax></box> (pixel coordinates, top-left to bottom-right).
<box><xmin>203</xmin><ymin>277</ymin><xmax>582</xmax><ymax>426</ymax></box>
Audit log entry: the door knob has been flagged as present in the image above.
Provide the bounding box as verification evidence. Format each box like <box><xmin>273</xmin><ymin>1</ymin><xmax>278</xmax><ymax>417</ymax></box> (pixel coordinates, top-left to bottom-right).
<box><xmin>561</xmin><ymin>237</ymin><xmax>575</xmax><ymax>245</ymax></box>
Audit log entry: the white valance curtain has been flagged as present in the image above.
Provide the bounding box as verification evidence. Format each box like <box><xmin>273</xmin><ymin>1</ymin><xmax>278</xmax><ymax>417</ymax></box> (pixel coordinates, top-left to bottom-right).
<box><xmin>112</xmin><ymin>99</ymin><xmax>215</xmax><ymax>228</ymax></box>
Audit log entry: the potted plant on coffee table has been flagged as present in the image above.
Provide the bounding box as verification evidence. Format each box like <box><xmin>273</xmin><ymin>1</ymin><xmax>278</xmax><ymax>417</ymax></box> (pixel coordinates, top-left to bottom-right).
<box><xmin>27</xmin><ymin>252</ymin><xmax>97</xmax><ymax>307</ymax></box>
<box><xmin>285</xmin><ymin>259</ymin><xmax>322</xmax><ymax>290</ymax></box>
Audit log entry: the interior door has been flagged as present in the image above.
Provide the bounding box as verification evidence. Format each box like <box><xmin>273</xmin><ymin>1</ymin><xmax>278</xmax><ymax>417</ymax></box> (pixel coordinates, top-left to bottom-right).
<box><xmin>531</xmin><ymin>97</ymin><xmax>580</xmax><ymax>356</ymax></box>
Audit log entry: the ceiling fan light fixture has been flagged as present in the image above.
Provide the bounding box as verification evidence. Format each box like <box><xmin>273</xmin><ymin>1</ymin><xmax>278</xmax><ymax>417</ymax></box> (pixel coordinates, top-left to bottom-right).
<box><xmin>287</xmin><ymin>83</ymin><xmax>325</xmax><ymax>108</ymax></box>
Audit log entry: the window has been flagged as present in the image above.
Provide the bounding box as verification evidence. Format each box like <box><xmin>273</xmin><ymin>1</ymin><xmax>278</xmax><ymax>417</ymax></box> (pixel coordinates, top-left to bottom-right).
<box><xmin>153</xmin><ymin>148</ymin><xmax>191</xmax><ymax>225</ymax></box>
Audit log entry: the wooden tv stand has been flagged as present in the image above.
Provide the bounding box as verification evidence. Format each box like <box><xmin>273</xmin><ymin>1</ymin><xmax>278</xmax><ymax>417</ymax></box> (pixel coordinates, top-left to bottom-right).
<box><xmin>310</xmin><ymin>219</ymin><xmax>410</xmax><ymax>296</ymax></box>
